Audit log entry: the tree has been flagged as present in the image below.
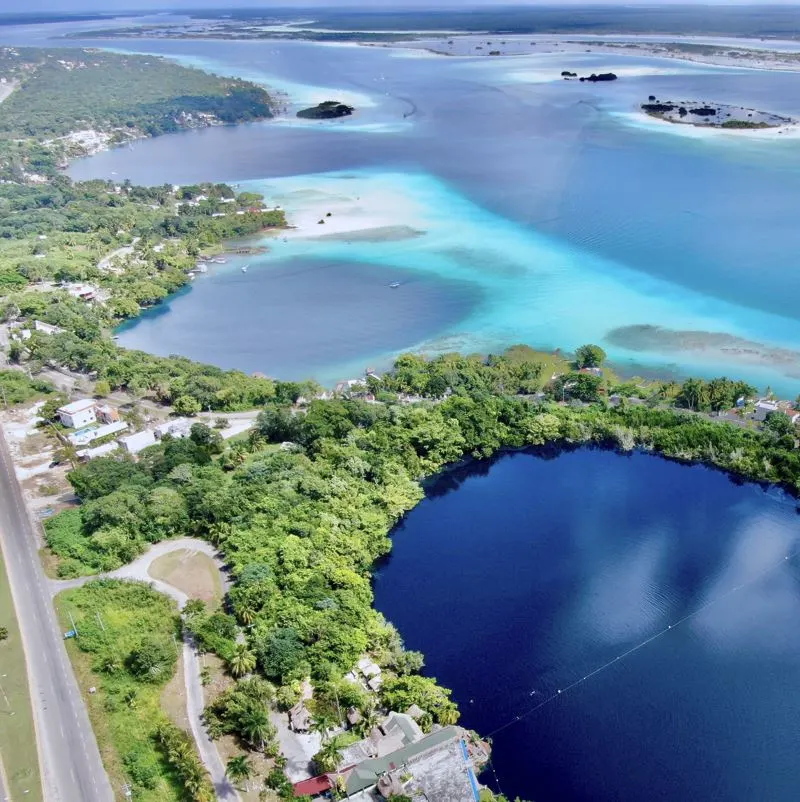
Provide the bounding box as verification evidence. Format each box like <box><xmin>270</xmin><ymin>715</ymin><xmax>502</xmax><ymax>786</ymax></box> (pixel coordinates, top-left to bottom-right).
<box><xmin>313</xmin><ymin>736</ymin><xmax>344</xmax><ymax>773</ymax></box>
<box><xmin>255</xmin><ymin>626</ymin><xmax>306</xmax><ymax>682</ymax></box>
<box><xmin>228</xmin><ymin>643</ymin><xmax>256</xmax><ymax>678</ymax></box>
<box><xmin>239</xmin><ymin>706</ymin><xmax>273</xmax><ymax>750</ymax></box>
<box><xmin>676</xmin><ymin>378</ymin><xmax>708</xmax><ymax>411</ymax></box>
<box><xmin>94</xmin><ymin>379</ymin><xmax>111</xmax><ymax>397</ymax></box>
<box><xmin>381</xmin><ymin>675</ymin><xmax>459</xmax><ymax>728</ymax></box>
<box><xmin>174</xmin><ymin>395</ymin><xmax>202</xmax><ymax>416</ymax></box>
<box><xmin>311</xmin><ymin>712</ymin><xmax>337</xmax><ymax>742</ymax></box>
<box><xmin>126</xmin><ymin>636</ymin><xmax>176</xmax><ymax>683</ymax></box>
<box><xmin>764</xmin><ymin>410</ymin><xmax>794</xmax><ymax>437</ymax></box>
<box><xmin>254</xmin><ymin>405</ymin><xmax>299</xmax><ymax>443</ymax></box>
<box><xmin>225</xmin><ymin>755</ymin><xmax>252</xmax><ymax>787</ymax></box>
<box><xmin>190</xmin><ymin>422</ymin><xmax>223</xmax><ymax>453</ymax></box>
<box><xmin>353</xmin><ymin>703</ymin><xmax>380</xmax><ymax>738</ymax></box>
<box><xmin>0</xmin><ymin>626</ymin><xmax>8</xmax><ymax>642</ymax></box>
<box><xmin>574</xmin><ymin>344</ymin><xmax>606</xmax><ymax>369</ymax></box>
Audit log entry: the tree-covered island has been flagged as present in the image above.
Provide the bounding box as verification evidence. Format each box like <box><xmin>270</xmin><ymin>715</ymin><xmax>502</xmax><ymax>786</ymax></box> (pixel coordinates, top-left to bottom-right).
<box><xmin>640</xmin><ymin>97</ymin><xmax>794</xmax><ymax>130</ymax></box>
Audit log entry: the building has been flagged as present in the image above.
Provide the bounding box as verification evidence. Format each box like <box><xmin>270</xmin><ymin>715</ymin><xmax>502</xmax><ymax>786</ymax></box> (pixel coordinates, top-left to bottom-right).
<box><xmin>77</xmin><ymin>442</ymin><xmax>120</xmax><ymax>461</ymax></box>
<box><xmin>33</xmin><ymin>320</ymin><xmax>64</xmax><ymax>336</ymax></box>
<box><xmin>753</xmin><ymin>400</ymin><xmax>779</xmax><ymax>422</ymax></box>
<box><xmin>154</xmin><ymin>418</ymin><xmax>193</xmax><ymax>440</ymax></box>
<box><xmin>57</xmin><ymin>399</ymin><xmax>97</xmax><ymax>429</ymax></box>
<box><xmin>68</xmin><ymin>420</ymin><xmax>128</xmax><ymax>446</ymax></box>
<box><xmin>357</xmin><ymin>657</ymin><xmax>383</xmax><ymax>691</ymax></box>
<box><xmin>343</xmin><ymin>726</ymin><xmax>479</xmax><ymax>801</ymax></box>
<box><xmin>95</xmin><ymin>404</ymin><xmax>120</xmax><ymax>425</ymax></box>
<box><xmin>340</xmin><ymin>712</ymin><xmax>424</xmax><ymax>767</ymax></box>
<box><xmin>118</xmin><ymin>430</ymin><xmax>157</xmax><ymax>455</ymax></box>
<box><xmin>288</xmin><ymin>701</ymin><xmax>312</xmax><ymax>733</ymax></box>
<box><xmin>66</xmin><ymin>284</ymin><xmax>97</xmax><ymax>302</ymax></box>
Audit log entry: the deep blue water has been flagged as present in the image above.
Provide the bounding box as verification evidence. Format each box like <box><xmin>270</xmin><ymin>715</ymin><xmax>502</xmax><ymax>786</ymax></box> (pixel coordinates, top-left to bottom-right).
<box><xmin>374</xmin><ymin>449</ymin><xmax>800</xmax><ymax>801</ymax></box>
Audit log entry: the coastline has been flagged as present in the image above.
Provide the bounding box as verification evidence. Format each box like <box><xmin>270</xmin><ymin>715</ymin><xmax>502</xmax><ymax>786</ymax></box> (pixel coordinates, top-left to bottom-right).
<box><xmin>623</xmin><ymin>108</ymin><xmax>800</xmax><ymax>140</ymax></box>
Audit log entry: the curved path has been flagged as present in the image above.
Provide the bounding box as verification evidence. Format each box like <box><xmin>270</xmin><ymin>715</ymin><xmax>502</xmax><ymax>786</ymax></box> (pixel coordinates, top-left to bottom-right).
<box><xmin>51</xmin><ymin>539</ymin><xmax>240</xmax><ymax>802</ymax></box>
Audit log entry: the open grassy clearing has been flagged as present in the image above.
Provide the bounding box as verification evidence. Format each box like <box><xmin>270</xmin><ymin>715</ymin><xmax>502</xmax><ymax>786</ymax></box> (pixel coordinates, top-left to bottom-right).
<box><xmin>55</xmin><ymin>580</ymin><xmax>188</xmax><ymax>802</ymax></box>
<box><xmin>0</xmin><ymin>550</ymin><xmax>42</xmax><ymax>802</ymax></box>
<box><xmin>148</xmin><ymin>549</ymin><xmax>223</xmax><ymax>605</ymax></box>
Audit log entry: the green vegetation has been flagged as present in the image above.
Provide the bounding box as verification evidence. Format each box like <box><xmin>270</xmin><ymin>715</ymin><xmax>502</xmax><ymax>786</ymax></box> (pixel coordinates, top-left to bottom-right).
<box><xmin>574</xmin><ymin>343</ymin><xmax>606</xmax><ymax>369</ymax></box>
<box><xmin>1</xmin><ymin>180</ymin><xmax>285</xmax><ymax>410</ymax></box>
<box><xmin>4</xmin><ymin>42</ymin><xmax>799</xmax><ymax>800</ymax></box>
<box><xmin>0</xmin><ymin>47</ymin><xmax>273</xmax><ymax>177</ymax></box>
<box><xmin>0</xmin><ymin>369</ymin><xmax>53</xmax><ymax>405</ymax></box>
<box><xmin>55</xmin><ymin>579</ymin><xmax>213</xmax><ymax>801</ymax></box>
<box><xmin>204</xmin><ymin>676</ymin><xmax>278</xmax><ymax>752</ymax></box>
<box><xmin>43</xmin><ymin>348</ymin><xmax>800</xmax><ymax>791</ymax></box>
<box><xmin>720</xmin><ymin>119</ymin><xmax>772</xmax><ymax>129</ymax></box>
<box><xmin>0</xmin><ymin>551</ymin><xmax>42</xmax><ymax>802</ymax></box>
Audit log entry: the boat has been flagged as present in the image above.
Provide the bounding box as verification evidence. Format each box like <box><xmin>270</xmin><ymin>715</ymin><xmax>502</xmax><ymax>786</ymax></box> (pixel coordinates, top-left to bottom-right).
<box><xmin>389</xmin><ymin>281</ymin><xmax>401</xmax><ymax>288</ymax></box>
<box><xmin>241</xmin><ymin>264</ymin><xmax>249</xmax><ymax>273</ymax></box>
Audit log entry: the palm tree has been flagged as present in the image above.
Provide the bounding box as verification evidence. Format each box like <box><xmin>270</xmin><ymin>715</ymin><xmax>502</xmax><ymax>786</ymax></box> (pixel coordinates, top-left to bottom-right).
<box><xmin>311</xmin><ymin>713</ymin><xmax>336</xmax><ymax>743</ymax></box>
<box><xmin>236</xmin><ymin>603</ymin><xmax>257</xmax><ymax>627</ymax></box>
<box><xmin>678</xmin><ymin>378</ymin><xmax>707</xmax><ymax>411</ymax></box>
<box><xmin>240</xmin><ymin>708</ymin><xmax>273</xmax><ymax>751</ymax></box>
<box><xmin>228</xmin><ymin>644</ymin><xmax>256</xmax><ymax>678</ymax></box>
<box><xmin>313</xmin><ymin>736</ymin><xmax>344</xmax><ymax>774</ymax></box>
<box><xmin>226</xmin><ymin>755</ymin><xmax>252</xmax><ymax>789</ymax></box>
<box><xmin>354</xmin><ymin>704</ymin><xmax>380</xmax><ymax>738</ymax></box>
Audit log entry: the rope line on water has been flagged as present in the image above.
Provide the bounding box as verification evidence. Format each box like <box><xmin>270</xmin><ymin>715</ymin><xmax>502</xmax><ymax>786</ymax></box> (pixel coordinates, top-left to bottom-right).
<box><xmin>485</xmin><ymin>546</ymin><xmax>800</xmax><ymax>741</ymax></box>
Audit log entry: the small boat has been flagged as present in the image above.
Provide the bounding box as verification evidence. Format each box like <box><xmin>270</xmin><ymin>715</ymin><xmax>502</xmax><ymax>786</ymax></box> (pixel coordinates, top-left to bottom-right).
<box><xmin>389</xmin><ymin>281</ymin><xmax>400</xmax><ymax>289</ymax></box>
<box><xmin>241</xmin><ymin>264</ymin><xmax>249</xmax><ymax>273</ymax></box>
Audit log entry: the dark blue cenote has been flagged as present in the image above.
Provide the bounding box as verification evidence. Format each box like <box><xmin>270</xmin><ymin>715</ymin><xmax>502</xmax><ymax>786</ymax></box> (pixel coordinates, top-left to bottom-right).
<box><xmin>373</xmin><ymin>448</ymin><xmax>800</xmax><ymax>802</ymax></box>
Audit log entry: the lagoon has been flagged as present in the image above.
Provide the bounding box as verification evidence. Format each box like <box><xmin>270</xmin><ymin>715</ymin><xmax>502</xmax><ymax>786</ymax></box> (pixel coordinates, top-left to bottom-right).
<box><xmin>27</xmin><ymin>31</ymin><xmax>800</xmax><ymax>390</ymax></box>
<box><xmin>374</xmin><ymin>448</ymin><xmax>800</xmax><ymax>801</ymax></box>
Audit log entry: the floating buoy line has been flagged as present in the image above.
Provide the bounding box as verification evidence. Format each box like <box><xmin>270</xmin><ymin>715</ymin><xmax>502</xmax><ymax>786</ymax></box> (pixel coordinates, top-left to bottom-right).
<box><xmin>484</xmin><ymin>544</ymin><xmax>800</xmax><ymax>742</ymax></box>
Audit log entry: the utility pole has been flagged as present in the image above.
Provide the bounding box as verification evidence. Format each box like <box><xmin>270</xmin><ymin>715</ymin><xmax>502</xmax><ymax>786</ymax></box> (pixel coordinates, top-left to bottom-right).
<box><xmin>68</xmin><ymin>611</ymin><xmax>79</xmax><ymax>637</ymax></box>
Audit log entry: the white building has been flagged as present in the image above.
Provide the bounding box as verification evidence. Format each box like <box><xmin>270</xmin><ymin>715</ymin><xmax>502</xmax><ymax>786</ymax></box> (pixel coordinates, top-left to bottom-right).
<box><xmin>118</xmin><ymin>430</ymin><xmax>157</xmax><ymax>454</ymax></box>
<box><xmin>154</xmin><ymin>418</ymin><xmax>193</xmax><ymax>440</ymax></box>
<box><xmin>57</xmin><ymin>399</ymin><xmax>97</xmax><ymax>429</ymax></box>
<box><xmin>77</xmin><ymin>442</ymin><xmax>120</xmax><ymax>461</ymax></box>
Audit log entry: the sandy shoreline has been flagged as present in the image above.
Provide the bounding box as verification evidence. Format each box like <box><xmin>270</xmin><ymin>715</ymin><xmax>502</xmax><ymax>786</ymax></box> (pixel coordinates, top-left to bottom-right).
<box><xmin>618</xmin><ymin>109</ymin><xmax>800</xmax><ymax>140</ymax></box>
<box><xmin>259</xmin><ymin>177</ymin><xmax>430</xmax><ymax>243</ymax></box>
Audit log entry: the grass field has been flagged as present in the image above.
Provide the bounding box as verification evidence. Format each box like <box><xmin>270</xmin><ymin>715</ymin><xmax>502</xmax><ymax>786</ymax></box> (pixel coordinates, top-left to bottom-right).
<box><xmin>0</xmin><ymin>550</ymin><xmax>42</xmax><ymax>801</ymax></box>
<box><xmin>148</xmin><ymin>549</ymin><xmax>223</xmax><ymax>605</ymax></box>
<box><xmin>55</xmin><ymin>580</ymin><xmax>186</xmax><ymax>802</ymax></box>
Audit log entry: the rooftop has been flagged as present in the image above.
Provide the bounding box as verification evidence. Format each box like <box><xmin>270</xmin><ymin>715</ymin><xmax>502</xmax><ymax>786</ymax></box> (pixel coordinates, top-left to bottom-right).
<box><xmin>58</xmin><ymin>399</ymin><xmax>96</xmax><ymax>415</ymax></box>
<box><xmin>345</xmin><ymin>726</ymin><xmax>464</xmax><ymax>796</ymax></box>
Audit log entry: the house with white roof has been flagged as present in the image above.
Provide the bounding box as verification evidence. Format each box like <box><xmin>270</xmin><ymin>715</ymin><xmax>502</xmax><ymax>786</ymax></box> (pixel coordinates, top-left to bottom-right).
<box><xmin>57</xmin><ymin>399</ymin><xmax>97</xmax><ymax>429</ymax></box>
<box><xmin>118</xmin><ymin>430</ymin><xmax>157</xmax><ymax>455</ymax></box>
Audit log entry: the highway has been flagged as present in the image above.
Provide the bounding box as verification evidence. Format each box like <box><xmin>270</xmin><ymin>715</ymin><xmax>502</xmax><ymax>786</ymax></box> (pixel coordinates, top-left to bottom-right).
<box><xmin>0</xmin><ymin>430</ymin><xmax>113</xmax><ymax>802</ymax></box>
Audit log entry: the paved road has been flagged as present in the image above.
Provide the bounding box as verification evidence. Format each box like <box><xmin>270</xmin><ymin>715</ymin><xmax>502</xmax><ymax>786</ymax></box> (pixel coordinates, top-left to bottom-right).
<box><xmin>53</xmin><ymin>538</ymin><xmax>239</xmax><ymax>802</ymax></box>
<box><xmin>0</xmin><ymin>431</ymin><xmax>113</xmax><ymax>802</ymax></box>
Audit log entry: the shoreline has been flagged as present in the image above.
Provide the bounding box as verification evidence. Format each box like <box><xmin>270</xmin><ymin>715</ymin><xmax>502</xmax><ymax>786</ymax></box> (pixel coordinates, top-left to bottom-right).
<box><xmin>627</xmin><ymin>108</ymin><xmax>800</xmax><ymax>140</ymax></box>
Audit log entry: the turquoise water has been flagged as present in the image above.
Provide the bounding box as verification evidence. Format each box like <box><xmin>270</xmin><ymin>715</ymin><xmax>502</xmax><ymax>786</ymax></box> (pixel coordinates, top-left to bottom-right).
<box><xmin>58</xmin><ymin>36</ymin><xmax>800</xmax><ymax>391</ymax></box>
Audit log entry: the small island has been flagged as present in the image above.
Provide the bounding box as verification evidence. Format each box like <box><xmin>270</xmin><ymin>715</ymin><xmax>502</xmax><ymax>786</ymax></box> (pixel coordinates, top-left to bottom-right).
<box><xmin>641</xmin><ymin>98</ymin><xmax>794</xmax><ymax>130</ymax></box>
<box><xmin>296</xmin><ymin>100</ymin><xmax>355</xmax><ymax>120</ymax></box>
<box><xmin>580</xmin><ymin>72</ymin><xmax>617</xmax><ymax>82</ymax></box>
<box><xmin>561</xmin><ymin>71</ymin><xmax>617</xmax><ymax>82</ymax></box>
